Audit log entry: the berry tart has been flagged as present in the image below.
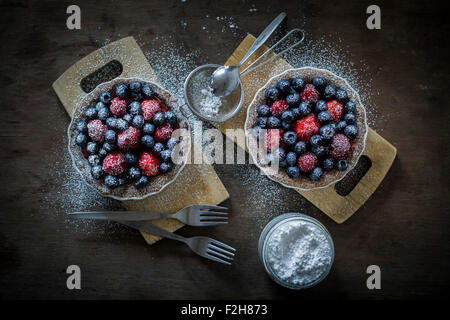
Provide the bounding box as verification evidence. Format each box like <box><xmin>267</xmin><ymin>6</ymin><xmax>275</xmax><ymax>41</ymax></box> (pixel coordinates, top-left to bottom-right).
<box><xmin>68</xmin><ymin>78</ymin><xmax>190</xmax><ymax>200</ymax></box>
<box><xmin>245</xmin><ymin>67</ymin><xmax>368</xmax><ymax>190</ymax></box>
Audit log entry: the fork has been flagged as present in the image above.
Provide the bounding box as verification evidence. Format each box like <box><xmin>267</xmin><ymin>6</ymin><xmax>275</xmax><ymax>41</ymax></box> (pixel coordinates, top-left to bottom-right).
<box><xmin>69</xmin><ymin>204</ymin><xmax>229</xmax><ymax>227</ymax></box>
<box><xmin>120</xmin><ymin>220</ymin><xmax>236</xmax><ymax>265</ymax></box>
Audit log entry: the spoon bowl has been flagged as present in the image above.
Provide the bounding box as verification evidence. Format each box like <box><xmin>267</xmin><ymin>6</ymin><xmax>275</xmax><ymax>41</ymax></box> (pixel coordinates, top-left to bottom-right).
<box><xmin>210</xmin><ymin>65</ymin><xmax>240</xmax><ymax>97</ymax></box>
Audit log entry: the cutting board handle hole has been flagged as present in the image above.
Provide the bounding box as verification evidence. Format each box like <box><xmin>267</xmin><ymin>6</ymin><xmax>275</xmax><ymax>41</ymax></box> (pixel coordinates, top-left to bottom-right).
<box><xmin>334</xmin><ymin>155</ymin><xmax>372</xmax><ymax>196</ymax></box>
<box><xmin>80</xmin><ymin>60</ymin><xmax>123</xmax><ymax>93</ymax></box>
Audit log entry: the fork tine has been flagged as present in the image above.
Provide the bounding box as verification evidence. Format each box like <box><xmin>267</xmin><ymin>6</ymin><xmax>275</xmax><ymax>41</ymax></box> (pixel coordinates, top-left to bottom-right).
<box><xmin>209</xmin><ymin>243</ymin><xmax>235</xmax><ymax>257</ymax></box>
<box><xmin>204</xmin><ymin>253</ymin><xmax>232</xmax><ymax>265</ymax></box>
<box><xmin>210</xmin><ymin>240</ymin><xmax>236</xmax><ymax>252</ymax></box>
<box><xmin>197</xmin><ymin>205</ymin><xmax>228</xmax><ymax>211</ymax></box>
<box><xmin>200</xmin><ymin>216</ymin><xmax>228</xmax><ymax>221</ymax></box>
<box><xmin>198</xmin><ymin>221</ymin><xmax>228</xmax><ymax>226</ymax></box>
<box><xmin>207</xmin><ymin>249</ymin><xmax>234</xmax><ymax>261</ymax></box>
<box><xmin>199</xmin><ymin>211</ymin><xmax>229</xmax><ymax>216</ymax></box>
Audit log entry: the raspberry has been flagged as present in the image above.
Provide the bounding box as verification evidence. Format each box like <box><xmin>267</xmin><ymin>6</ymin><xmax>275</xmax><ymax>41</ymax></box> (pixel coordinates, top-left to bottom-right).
<box><xmin>109</xmin><ymin>97</ymin><xmax>128</xmax><ymax>117</ymax></box>
<box><xmin>102</xmin><ymin>151</ymin><xmax>126</xmax><ymax>175</ymax></box>
<box><xmin>154</xmin><ymin>123</ymin><xmax>174</xmax><ymax>142</ymax></box>
<box><xmin>87</xmin><ymin>120</ymin><xmax>107</xmax><ymax>143</ymax></box>
<box><xmin>328</xmin><ymin>133</ymin><xmax>351</xmax><ymax>159</ymax></box>
<box><xmin>293</xmin><ymin>114</ymin><xmax>321</xmax><ymax>143</ymax></box>
<box><xmin>326</xmin><ymin>100</ymin><xmax>344</xmax><ymax>122</ymax></box>
<box><xmin>117</xmin><ymin>126</ymin><xmax>142</xmax><ymax>151</ymax></box>
<box><xmin>300</xmin><ymin>84</ymin><xmax>320</xmax><ymax>104</ymax></box>
<box><xmin>141</xmin><ymin>99</ymin><xmax>162</xmax><ymax>121</ymax></box>
<box><xmin>265</xmin><ymin>129</ymin><xmax>285</xmax><ymax>152</ymax></box>
<box><xmin>297</xmin><ymin>152</ymin><xmax>318</xmax><ymax>173</ymax></box>
<box><xmin>269</xmin><ymin>100</ymin><xmax>288</xmax><ymax>117</ymax></box>
<box><xmin>139</xmin><ymin>151</ymin><xmax>160</xmax><ymax>177</ymax></box>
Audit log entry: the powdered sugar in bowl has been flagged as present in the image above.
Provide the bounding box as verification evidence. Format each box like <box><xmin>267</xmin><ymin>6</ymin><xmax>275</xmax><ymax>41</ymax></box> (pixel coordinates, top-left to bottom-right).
<box><xmin>258</xmin><ymin>213</ymin><xmax>334</xmax><ymax>289</ymax></box>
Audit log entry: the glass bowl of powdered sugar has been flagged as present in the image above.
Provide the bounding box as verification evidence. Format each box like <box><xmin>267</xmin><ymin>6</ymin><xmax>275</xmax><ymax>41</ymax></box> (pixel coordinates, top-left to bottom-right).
<box><xmin>258</xmin><ymin>213</ymin><xmax>335</xmax><ymax>290</ymax></box>
<box><xmin>184</xmin><ymin>64</ymin><xmax>244</xmax><ymax>122</ymax></box>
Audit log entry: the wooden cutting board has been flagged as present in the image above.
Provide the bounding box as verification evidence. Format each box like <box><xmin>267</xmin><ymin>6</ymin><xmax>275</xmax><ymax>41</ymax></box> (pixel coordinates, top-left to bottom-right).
<box><xmin>213</xmin><ymin>34</ymin><xmax>397</xmax><ymax>223</ymax></box>
<box><xmin>53</xmin><ymin>36</ymin><xmax>229</xmax><ymax>244</ymax></box>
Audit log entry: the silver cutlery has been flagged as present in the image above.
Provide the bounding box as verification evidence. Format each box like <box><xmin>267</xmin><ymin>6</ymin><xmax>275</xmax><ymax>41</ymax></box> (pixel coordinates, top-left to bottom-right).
<box><xmin>69</xmin><ymin>204</ymin><xmax>229</xmax><ymax>227</ymax></box>
<box><xmin>120</xmin><ymin>220</ymin><xmax>235</xmax><ymax>265</ymax></box>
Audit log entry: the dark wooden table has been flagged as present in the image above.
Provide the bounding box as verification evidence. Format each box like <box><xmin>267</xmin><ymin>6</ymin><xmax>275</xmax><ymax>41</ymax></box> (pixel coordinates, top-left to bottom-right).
<box><xmin>0</xmin><ymin>0</ymin><xmax>449</xmax><ymax>299</ymax></box>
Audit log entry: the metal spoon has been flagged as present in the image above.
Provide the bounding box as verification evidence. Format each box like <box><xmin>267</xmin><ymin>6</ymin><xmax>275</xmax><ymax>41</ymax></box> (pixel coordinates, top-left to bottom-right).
<box><xmin>210</xmin><ymin>12</ymin><xmax>287</xmax><ymax>97</ymax></box>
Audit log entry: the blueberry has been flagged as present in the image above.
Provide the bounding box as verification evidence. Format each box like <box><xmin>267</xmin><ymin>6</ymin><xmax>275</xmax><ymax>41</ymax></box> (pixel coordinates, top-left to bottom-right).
<box><xmin>153</xmin><ymin>112</ymin><xmax>165</xmax><ymax>126</ymax></box>
<box><xmin>159</xmin><ymin>162</ymin><xmax>173</xmax><ymax>174</ymax></box>
<box><xmin>286</xmin><ymin>152</ymin><xmax>297</xmax><ymax>166</ymax></box>
<box><xmin>153</xmin><ymin>142</ymin><xmax>165</xmax><ymax>156</ymax></box>
<box><xmin>104</xmin><ymin>130</ymin><xmax>116</xmax><ymax>143</ymax></box>
<box><xmin>336</xmin><ymin>88</ymin><xmax>349</xmax><ymax>102</ymax></box>
<box><xmin>312</xmin><ymin>145</ymin><xmax>327</xmax><ymax>157</ymax></box>
<box><xmin>273</xmin><ymin>148</ymin><xmax>286</xmax><ymax>162</ymax></box>
<box><xmin>294</xmin><ymin>141</ymin><xmax>307</xmax><ymax>155</ymax></box>
<box><xmin>298</xmin><ymin>102</ymin><xmax>311</xmax><ymax>116</ymax></box>
<box><xmin>323</xmin><ymin>158</ymin><xmax>334</xmax><ymax>171</ymax></box>
<box><xmin>129</xmin><ymin>81</ymin><xmax>142</xmax><ymax>93</ymax></box>
<box><xmin>265</xmin><ymin>87</ymin><xmax>280</xmax><ymax>101</ymax></box>
<box><xmin>281</xmin><ymin>121</ymin><xmax>291</xmax><ymax>131</ymax></box>
<box><xmin>104</xmin><ymin>175</ymin><xmax>119</xmax><ymax>189</ymax></box>
<box><xmin>124</xmin><ymin>152</ymin><xmax>138</xmax><ymax>165</ymax></box>
<box><xmin>165</xmin><ymin>111</ymin><xmax>177</xmax><ymax>125</ymax></box>
<box><xmin>344</xmin><ymin>124</ymin><xmax>358</xmax><ymax>139</ymax></box>
<box><xmin>309</xmin><ymin>167</ymin><xmax>323</xmax><ymax>181</ymax></box>
<box><xmin>86</xmin><ymin>142</ymin><xmax>99</xmax><ymax>154</ymax></box>
<box><xmin>286</xmin><ymin>92</ymin><xmax>301</xmax><ymax>107</ymax></box>
<box><xmin>97</xmin><ymin>107</ymin><xmax>109</xmax><ymax>121</ymax></box>
<box><xmin>257</xmin><ymin>104</ymin><xmax>270</xmax><ymax>117</ymax></box>
<box><xmin>116</xmin><ymin>84</ymin><xmax>128</xmax><ymax>99</ymax></box>
<box><xmin>129</xmin><ymin>101</ymin><xmax>142</xmax><ymax>115</ymax></box>
<box><xmin>99</xmin><ymin>91</ymin><xmax>112</xmax><ymax>104</ymax></box>
<box><xmin>160</xmin><ymin>149</ymin><xmax>172</xmax><ymax>162</ymax></box>
<box><xmin>267</xmin><ymin>116</ymin><xmax>281</xmax><ymax>128</ymax></box>
<box><xmin>279</xmin><ymin>160</ymin><xmax>287</xmax><ymax>168</ymax></box>
<box><xmin>106</xmin><ymin>117</ymin><xmax>117</xmax><ymax>129</ymax></box>
<box><xmin>336</xmin><ymin>159</ymin><xmax>348</xmax><ymax>171</ymax></box>
<box><xmin>344</xmin><ymin>113</ymin><xmax>356</xmax><ymax>124</ymax></box>
<box><xmin>103</xmin><ymin>142</ymin><xmax>116</xmax><ymax>152</ymax></box>
<box><xmin>116</xmin><ymin>118</ymin><xmax>129</xmax><ymax>131</ymax></box>
<box><xmin>315</xmin><ymin>100</ymin><xmax>327</xmax><ymax>113</ymax></box>
<box><xmin>283</xmin><ymin>131</ymin><xmax>297</xmax><ymax>147</ymax></box>
<box><xmin>75</xmin><ymin>133</ymin><xmax>87</xmax><ymax>146</ymax></box>
<box><xmin>91</xmin><ymin>165</ymin><xmax>104</xmax><ymax>180</ymax></box>
<box><xmin>131</xmin><ymin>91</ymin><xmax>144</xmax><ymax>101</ymax></box>
<box><xmin>142</xmin><ymin>85</ymin><xmax>155</xmax><ymax>99</ymax></box>
<box><xmin>310</xmin><ymin>135</ymin><xmax>324</xmax><ymax>146</ymax></box>
<box><xmin>127</xmin><ymin>167</ymin><xmax>142</xmax><ymax>181</ymax></box>
<box><xmin>85</xmin><ymin>107</ymin><xmax>97</xmax><ymax>119</ymax></box>
<box><xmin>318</xmin><ymin>111</ymin><xmax>332</xmax><ymax>124</ymax></box>
<box><xmin>141</xmin><ymin>135</ymin><xmax>155</xmax><ymax>148</ymax></box>
<box><xmin>312</xmin><ymin>77</ymin><xmax>327</xmax><ymax>90</ymax></box>
<box><xmin>76</xmin><ymin>120</ymin><xmax>88</xmax><ymax>133</ymax></box>
<box><xmin>345</xmin><ymin>100</ymin><xmax>357</xmax><ymax>113</ymax></box>
<box><xmin>88</xmin><ymin>154</ymin><xmax>100</xmax><ymax>166</ymax></box>
<box><xmin>291</xmin><ymin>107</ymin><xmax>301</xmax><ymax>119</ymax></box>
<box><xmin>123</xmin><ymin>113</ymin><xmax>133</xmax><ymax>123</ymax></box>
<box><xmin>132</xmin><ymin>115</ymin><xmax>145</xmax><ymax>129</ymax></box>
<box><xmin>281</xmin><ymin>110</ymin><xmax>295</xmax><ymax>123</ymax></box>
<box><xmin>166</xmin><ymin>137</ymin><xmax>178</xmax><ymax>150</ymax></box>
<box><xmin>323</xmin><ymin>85</ymin><xmax>336</xmax><ymax>100</ymax></box>
<box><xmin>257</xmin><ymin>117</ymin><xmax>268</xmax><ymax>128</ymax></box>
<box><xmin>95</xmin><ymin>101</ymin><xmax>106</xmax><ymax>111</ymax></box>
<box><xmin>320</xmin><ymin>124</ymin><xmax>336</xmax><ymax>141</ymax></box>
<box><xmin>277</xmin><ymin>79</ymin><xmax>291</xmax><ymax>94</ymax></box>
<box><xmin>118</xmin><ymin>176</ymin><xmax>128</xmax><ymax>186</ymax></box>
<box><xmin>286</xmin><ymin>166</ymin><xmax>300</xmax><ymax>178</ymax></box>
<box><xmin>134</xmin><ymin>175</ymin><xmax>149</xmax><ymax>189</ymax></box>
<box><xmin>98</xmin><ymin>148</ymin><xmax>108</xmax><ymax>158</ymax></box>
<box><xmin>143</xmin><ymin>123</ymin><xmax>156</xmax><ymax>135</ymax></box>
<box><xmin>336</xmin><ymin>120</ymin><xmax>347</xmax><ymax>132</ymax></box>
<box><xmin>291</xmin><ymin>77</ymin><xmax>305</xmax><ymax>92</ymax></box>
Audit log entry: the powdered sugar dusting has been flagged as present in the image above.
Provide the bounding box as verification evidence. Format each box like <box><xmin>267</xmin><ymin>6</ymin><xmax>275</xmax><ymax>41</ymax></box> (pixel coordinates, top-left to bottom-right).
<box><xmin>199</xmin><ymin>87</ymin><xmax>222</xmax><ymax>117</ymax></box>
